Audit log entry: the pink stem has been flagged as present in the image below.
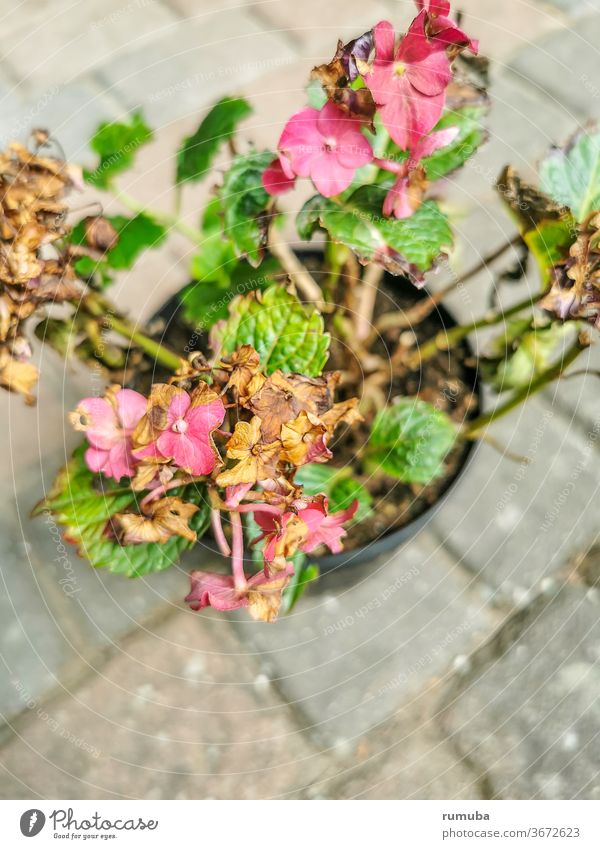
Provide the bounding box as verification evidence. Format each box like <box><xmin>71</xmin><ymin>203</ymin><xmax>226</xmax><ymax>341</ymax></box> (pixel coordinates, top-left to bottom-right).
<box><xmin>373</xmin><ymin>156</ymin><xmax>407</xmax><ymax>175</ymax></box>
<box><xmin>230</xmin><ymin>511</ymin><xmax>247</xmax><ymax>591</ymax></box>
<box><xmin>140</xmin><ymin>478</ymin><xmax>181</xmax><ymax>509</ymax></box>
<box><xmin>234</xmin><ymin>503</ymin><xmax>282</xmax><ymax>517</ymax></box>
<box><xmin>211</xmin><ymin>509</ymin><xmax>231</xmax><ymax>557</ymax></box>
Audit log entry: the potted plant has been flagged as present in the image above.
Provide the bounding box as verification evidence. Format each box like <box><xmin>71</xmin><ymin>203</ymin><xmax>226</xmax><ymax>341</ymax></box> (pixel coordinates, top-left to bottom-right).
<box><xmin>2</xmin><ymin>0</ymin><xmax>596</xmax><ymax>621</ymax></box>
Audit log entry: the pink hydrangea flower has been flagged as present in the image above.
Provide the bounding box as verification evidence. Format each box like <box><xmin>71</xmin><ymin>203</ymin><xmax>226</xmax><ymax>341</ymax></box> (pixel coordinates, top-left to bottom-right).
<box><xmin>263</xmin><ymin>101</ymin><xmax>373</xmax><ymax>198</ymax></box>
<box><xmin>296</xmin><ymin>496</ymin><xmax>358</xmax><ymax>554</ymax></box>
<box><xmin>380</xmin><ymin>125</ymin><xmax>459</xmax><ymax>218</ymax></box>
<box><xmin>365</xmin><ymin>14</ymin><xmax>452</xmax><ymax>150</ymax></box>
<box><xmin>415</xmin><ymin>0</ymin><xmax>479</xmax><ymax>53</ymax></box>
<box><xmin>134</xmin><ymin>391</ymin><xmax>225</xmax><ymax>476</ymax></box>
<box><xmin>254</xmin><ymin>495</ymin><xmax>358</xmax><ymax>559</ymax></box>
<box><xmin>185</xmin><ymin>563</ymin><xmax>295</xmax><ymax>613</ymax></box>
<box><xmin>72</xmin><ymin>388</ymin><xmax>147</xmax><ymax>481</ymax></box>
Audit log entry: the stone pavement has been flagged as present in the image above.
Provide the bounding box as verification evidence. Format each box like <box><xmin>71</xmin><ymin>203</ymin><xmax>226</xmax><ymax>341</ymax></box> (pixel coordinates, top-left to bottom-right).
<box><xmin>1</xmin><ymin>0</ymin><xmax>600</xmax><ymax>800</ymax></box>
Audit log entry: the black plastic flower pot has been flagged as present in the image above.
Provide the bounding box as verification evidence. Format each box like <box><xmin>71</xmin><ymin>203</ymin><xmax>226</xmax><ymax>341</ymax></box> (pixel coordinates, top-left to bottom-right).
<box><xmin>149</xmin><ymin>256</ymin><xmax>481</xmax><ymax>576</ymax></box>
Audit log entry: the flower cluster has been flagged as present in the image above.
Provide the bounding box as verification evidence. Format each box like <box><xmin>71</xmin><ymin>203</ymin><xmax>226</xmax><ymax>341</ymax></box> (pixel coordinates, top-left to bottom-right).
<box><xmin>0</xmin><ymin>138</ymin><xmax>83</xmax><ymax>402</ymax></box>
<box><xmin>69</xmin><ymin>344</ymin><xmax>361</xmax><ymax>622</ymax></box>
<box><xmin>263</xmin><ymin>0</ymin><xmax>476</xmax><ymax>217</ymax></box>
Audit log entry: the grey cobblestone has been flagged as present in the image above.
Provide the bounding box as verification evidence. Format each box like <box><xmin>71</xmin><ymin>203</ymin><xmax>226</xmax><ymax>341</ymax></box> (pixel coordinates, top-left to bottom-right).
<box><xmin>440</xmin><ymin>584</ymin><xmax>600</xmax><ymax>799</ymax></box>
<box><xmin>432</xmin><ymin>396</ymin><xmax>600</xmax><ymax>603</ymax></box>
<box><xmin>509</xmin><ymin>13</ymin><xmax>600</xmax><ymax>119</ymax></box>
<box><xmin>96</xmin><ymin>12</ymin><xmax>297</xmax><ymax>127</ymax></box>
<box><xmin>234</xmin><ymin>531</ymin><xmax>499</xmax><ymax>748</ymax></box>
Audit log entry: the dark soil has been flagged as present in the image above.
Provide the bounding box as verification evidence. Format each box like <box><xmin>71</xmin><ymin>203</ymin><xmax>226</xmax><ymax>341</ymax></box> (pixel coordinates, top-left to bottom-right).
<box><xmin>147</xmin><ymin>258</ymin><xmax>479</xmax><ymax>553</ymax></box>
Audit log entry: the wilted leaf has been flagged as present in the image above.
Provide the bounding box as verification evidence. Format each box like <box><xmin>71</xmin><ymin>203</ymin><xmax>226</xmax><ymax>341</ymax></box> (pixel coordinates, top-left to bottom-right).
<box><xmin>176</xmin><ymin>96</ymin><xmax>252</xmax><ymax>185</ymax></box>
<box><xmin>85</xmin><ymin>112</ymin><xmax>152</xmax><ymax>189</ymax></box>
<box><xmin>33</xmin><ymin>444</ymin><xmax>210</xmax><ymax>577</ymax></box>
<box><xmin>366</xmin><ymin>398</ymin><xmax>456</xmax><ymax>484</ymax></box>
<box><xmin>211</xmin><ymin>285</ymin><xmax>330</xmax><ymax>376</ymax></box>
<box><xmin>540</xmin><ymin>128</ymin><xmax>600</xmax><ymax>222</ymax></box>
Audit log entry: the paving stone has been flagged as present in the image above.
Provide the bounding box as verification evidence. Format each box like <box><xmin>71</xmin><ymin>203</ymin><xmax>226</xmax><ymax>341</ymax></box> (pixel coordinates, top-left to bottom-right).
<box><xmin>0</xmin><ymin>511</ymin><xmax>79</xmax><ymax>724</ymax></box>
<box><xmin>440</xmin><ymin>585</ymin><xmax>600</xmax><ymax>799</ymax></box>
<box><xmin>233</xmin><ymin>530</ymin><xmax>498</xmax><ymax>748</ymax></box>
<box><xmin>0</xmin><ymin>0</ymin><xmax>179</xmax><ymax>94</ymax></box>
<box><xmin>97</xmin><ymin>12</ymin><xmax>296</xmax><ymax>128</ymax></box>
<box><xmin>536</xmin><ymin>0</ymin><xmax>600</xmax><ymax>18</ymax></box>
<box><xmin>432</xmin><ymin>395</ymin><xmax>600</xmax><ymax>602</ymax></box>
<box><xmin>0</xmin><ymin>610</ymin><xmax>328</xmax><ymax>799</ymax></box>
<box><xmin>509</xmin><ymin>13</ymin><xmax>600</xmax><ymax>119</ymax></box>
<box><xmin>250</xmin><ymin>0</ymin><xmax>389</xmax><ymax>56</ymax></box>
<box><xmin>315</xmin><ymin>689</ymin><xmax>483</xmax><ymax>799</ymax></box>
<box><xmin>0</xmin><ymin>80</ymin><xmax>122</xmax><ymax>160</ymax></box>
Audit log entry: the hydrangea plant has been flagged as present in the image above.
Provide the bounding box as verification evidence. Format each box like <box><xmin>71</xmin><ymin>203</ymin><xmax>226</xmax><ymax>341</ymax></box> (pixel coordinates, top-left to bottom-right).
<box><xmin>2</xmin><ymin>1</ymin><xmax>598</xmax><ymax>621</ymax></box>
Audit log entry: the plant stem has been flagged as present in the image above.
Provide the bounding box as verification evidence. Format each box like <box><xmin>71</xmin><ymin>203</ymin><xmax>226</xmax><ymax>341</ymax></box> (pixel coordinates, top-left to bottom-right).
<box><xmin>111</xmin><ymin>187</ymin><xmax>204</xmax><ymax>244</ymax></box>
<box><xmin>211</xmin><ymin>509</ymin><xmax>231</xmax><ymax>557</ymax></box>
<box><xmin>268</xmin><ymin>226</ymin><xmax>324</xmax><ymax>305</ymax></box>
<box><xmin>407</xmin><ymin>292</ymin><xmax>538</xmax><ymax>369</ymax></box>
<box><xmin>82</xmin><ymin>292</ymin><xmax>182</xmax><ymax>372</ymax></box>
<box><xmin>355</xmin><ymin>263</ymin><xmax>384</xmax><ymax>341</ymax></box>
<box><xmin>230</xmin><ymin>510</ymin><xmax>247</xmax><ymax>590</ymax></box>
<box><xmin>376</xmin><ymin>234</ymin><xmax>523</xmax><ymax>334</ymax></box>
<box><xmin>463</xmin><ymin>334</ymin><xmax>590</xmax><ymax>439</ymax></box>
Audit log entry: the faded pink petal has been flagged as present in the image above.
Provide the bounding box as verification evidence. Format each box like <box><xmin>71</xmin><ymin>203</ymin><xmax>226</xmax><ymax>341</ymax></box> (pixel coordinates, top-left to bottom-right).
<box><xmin>85</xmin><ymin>445</ymin><xmax>110</xmax><ymax>473</ymax></box>
<box><xmin>186</xmin><ymin>571</ymin><xmax>248</xmax><ymax>611</ymax></box>
<box><xmin>298</xmin><ymin>497</ymin><xmax>358</xmax><ymax>554</ymax></box>
<box><xmin>115</xmin><ymin>388</ymin><xmax>147</xmax><ymax>431</ymax></box>
<box><xmin>78</xmin><ymin>397</ymin><xmax>118</xmax><ymax>450</ymax></box>
<box><xmin>383</xmin><ymin>175</ymin><xmax>413</xmax><ymax>218</ymax></box>
<box><xmin>262</xmin><ymin>157</ymin><xmax>296</xmax><ymax>195</ymax></box>
<box><xmin>309</xmin><ymin>150</ymin><xmax>355</xmax><ymax>197</ymax></box>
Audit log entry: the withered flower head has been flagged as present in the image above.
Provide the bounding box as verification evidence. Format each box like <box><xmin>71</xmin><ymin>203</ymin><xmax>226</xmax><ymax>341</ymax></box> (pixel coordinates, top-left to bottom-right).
<box><xmin>539</xmin><ymin>214</ymin><xmax>600</xmax><ymax>326</ymax></box>
<box><xmin>215</xmin><ymin>416</ymin><xmax>281</xmax><ymax>487</ymax></box>
<box><xmin>246</xmin><ymin>369</ymin><xmax>339</xmax><ymax>441</ymax></box>
<box><xmin>116</xmin><ymin>496</ymin><xmax>199</xmax><ymax>544</ymax></box>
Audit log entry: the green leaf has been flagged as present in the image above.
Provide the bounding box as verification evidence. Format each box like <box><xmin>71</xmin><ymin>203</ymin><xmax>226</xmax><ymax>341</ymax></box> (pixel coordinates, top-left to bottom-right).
<box><xmin>523</xmin><ymin>216</ymin><xmax>576</xmax><ymax>284</ymax></box>
<box><xmin>304</xmin><ymin>186</ymin><xmax>453</xmax><ymax>277</ymax></box>
<box><xmin>366</xmin><ymin>398</ymin><xmax>456</xmax><ymax>484</ymax></box>
<box><xmin>482</xmin><ymin>318</ymin><xmax>574</xmax><ymax>392</ymax></box>
<box><xmin>295</xmin><ymin>464</ymin><xmax>372</xmax><ymax>522</ymax></box>
<box><xmin>180</xmin><ymin>199</ymin><xmax>282</xmax><ymax>329</ymax></box>
<box><xmin>281</xmin><ymin>552</ymin><xmax>319</xmax><ymax>614</ymax></box>
<box><xmin>212</xmin><ymin>284</ymin><xmax>330</xmax><ymax>376</ymax></box>
<box><xmin>540</xmin><ymin>129</ymin><xmax>600</xmax><ymax>222</ymax></box>
<box><xmin>297</xmin><ymin>195</ymin><xmax>325</xmax><ymax>241</ymax></box>
<box><xmin>423</xmin><ymin>105</ymin><xmax>488</xmax><ymax>181</ymax></box>
<box><xmin>85</xmin><ymin>112</ymin><xmax>152</xmax><ymax>189</ymax></box>
<box><xmin>34</xmin><ymin>445</ymin><xmax>210</xmax><ymax>578</ymax></box>
<box><xmin>68</xmin><ymin>212</ymin><xmax>167</xmax><ymax>285</ymax></box>
<box><xmin>176</xmin><ymin>96</ymin><xmax>252</xmax><ymax>185</ymax></box>
<box><xmin>220</xmin><ymin>151</ymin><xmax>275</xmax><ymax>267</ymax></box>
<box><xmin>104</xmin><ymin>213</ymin><xmax>167</xmax><ymax>269</ymax></box>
